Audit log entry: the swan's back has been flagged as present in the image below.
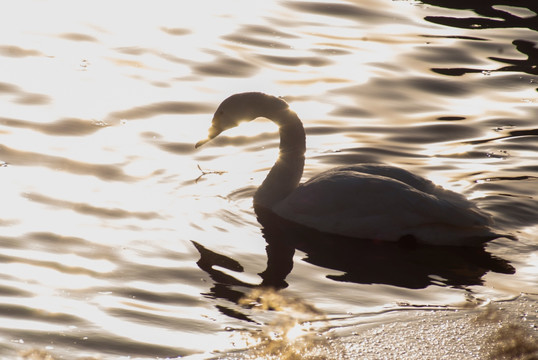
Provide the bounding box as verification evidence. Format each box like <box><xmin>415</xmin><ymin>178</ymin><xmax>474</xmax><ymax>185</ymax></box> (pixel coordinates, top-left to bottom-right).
<box><xmin>273</xmin><ymin>164</ymin><xmax>496</xmax><ymax>246</ymax></box>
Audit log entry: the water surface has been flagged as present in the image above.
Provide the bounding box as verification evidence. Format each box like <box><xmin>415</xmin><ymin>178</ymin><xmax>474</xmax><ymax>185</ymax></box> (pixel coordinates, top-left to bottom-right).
<box><xmin>0</xmin><ymin>0</ymin><xmax>537</xmax><ymax>359</ymax></box>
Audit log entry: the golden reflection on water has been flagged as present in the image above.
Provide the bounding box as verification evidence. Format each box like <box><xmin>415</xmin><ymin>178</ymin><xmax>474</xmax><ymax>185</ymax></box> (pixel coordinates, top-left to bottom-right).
<box><xmin>0</xmin><ymin>0</ymin><xmax>537</xmax><ymax>358</ymax></box>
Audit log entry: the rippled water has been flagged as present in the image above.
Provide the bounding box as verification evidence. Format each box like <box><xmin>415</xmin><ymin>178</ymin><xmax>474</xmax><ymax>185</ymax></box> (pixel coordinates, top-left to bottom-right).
<box><xmin>1</xmin><ymin>1</ymin><xmax>537</xmax><ymax>359</ymax></box>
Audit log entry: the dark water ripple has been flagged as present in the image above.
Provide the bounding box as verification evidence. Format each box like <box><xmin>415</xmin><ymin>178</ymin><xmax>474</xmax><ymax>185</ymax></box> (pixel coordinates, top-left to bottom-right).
<box><xmin>421</xmin><ymin>1</ymin><xmax>538</xmax><ymax>86</ymax></box>
<box><xmin>423</xmin><ymin>0</ymin><xmax>538</xmax><ymax>31</ymax></box>
<box><xmin>0</xmin><ymin>81</ymin><xmax>51</xmax><ymax>105</ymax></box>
<box><xmin>160</xmin><ymin>27</ymin><xmax>191</xmax><ymax>36</ymax></box>
<box><xmin>25</xmin><ymin>193</ymin><xmax>162</xmax><ymax>220</ymax></box>
<box><xmin>106</xmin><ymin>101</ymin><xmax>213</xmax><ymax>121</ymax></box>
<box><xmin>0</xmin><ymin>45</ymin><xmax>43</xmax><ymax>58</ymax></box>
<box><xmin>258</xmin><ymin>54</ymin><xmax>333</xmax><ymax>67</ymax></box>
<box><xmin>0</xmin><ymin>144</ymin><xmax>133</xmax><ymax>181</ymax></box>
<box><xmin>222</xmin><ymin>33</ymin><xmax>291</xmax><ymax>50</ymax></box>
<box><xmin>388</xmin><ymin>123</ymin><xmax>484</xmax><ymax>143</ymax></box>
<box><xmin>1</xmin><ymin>117</ymin><xmax>104</xmax><ymax>136</ymax></box>
<box><xmin>284</xmin><ymin>1</ymin><xmax>407</xmax><ymax>24</ymax></box>
<box><xmin>193</xmin><ymin>54</ymin><xmax>259</xmax><ymax>78</ymax></box>
<box><xmin>59</xmin><ymin>32</ymin><xmax>99</xmax><ymax>43</ymax></box>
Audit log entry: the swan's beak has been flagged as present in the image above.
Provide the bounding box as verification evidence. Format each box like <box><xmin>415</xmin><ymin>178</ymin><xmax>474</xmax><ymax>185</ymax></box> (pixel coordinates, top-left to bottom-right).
<box><xmin>195</xmin><ymin>137</ymin><xmax>212</xmax><ymax>148</ymax></box>
<box><xmin>195</xmin><ymin>122</ymin><xmax>222</xmax><ymax>148</ymax></box>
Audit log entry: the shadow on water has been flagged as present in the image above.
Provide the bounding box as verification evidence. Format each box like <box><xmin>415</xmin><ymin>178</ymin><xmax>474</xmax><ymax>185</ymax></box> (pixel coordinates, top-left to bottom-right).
<box><xmin>420</xmin><ymin>1</ymin><xmax>538</xmax><ymax>82</ymax></box>
<box><xmin>194</xmin><ymin>206</ymin><xmax>514</xmax><ymax>321</ymax></box>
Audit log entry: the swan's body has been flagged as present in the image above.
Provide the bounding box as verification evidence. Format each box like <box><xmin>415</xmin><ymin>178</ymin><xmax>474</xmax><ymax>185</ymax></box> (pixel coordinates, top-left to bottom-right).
<box><xmin>196</xmin><ymin>92</ymin><xmax>501</xmax><ymax>246</ymax></box>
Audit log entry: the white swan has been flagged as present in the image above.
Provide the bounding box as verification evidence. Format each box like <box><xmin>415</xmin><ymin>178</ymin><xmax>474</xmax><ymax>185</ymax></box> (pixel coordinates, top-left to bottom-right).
<box><xmin>196</xmin><ymin>92</ymin><xmax>502</xmax><ymax>246</ymax></box>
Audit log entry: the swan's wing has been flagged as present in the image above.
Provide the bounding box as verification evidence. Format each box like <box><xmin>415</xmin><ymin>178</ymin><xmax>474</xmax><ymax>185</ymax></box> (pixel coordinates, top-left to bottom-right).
<box><xmin>338</xmin><ymin>164</ymin><xmax>475</xmax><ymax>208</ymax></box>
<box><xmin>273</xmin><ymin>169</ymin><xmax>493</xmax><ymax>243</ymax></box>
<box><xmin>308</xmin><ymin>165</ymin><xmax>490</xmax><ymax>226</ymax></box>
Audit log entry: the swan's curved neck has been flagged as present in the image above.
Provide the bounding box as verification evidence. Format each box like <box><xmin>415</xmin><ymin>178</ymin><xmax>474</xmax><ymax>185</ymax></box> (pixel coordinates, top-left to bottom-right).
<box><xmin>253</xmin><ymin>108</ymin><xmax>305</xmax><ymax>209</ymax></box>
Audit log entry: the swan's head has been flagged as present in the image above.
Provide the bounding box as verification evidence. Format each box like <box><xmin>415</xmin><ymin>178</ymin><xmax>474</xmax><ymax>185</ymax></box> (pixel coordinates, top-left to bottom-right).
<box><xmin>195</xmin><ymin>92</ymin><xmax>289</xmax><ymax>148</ymax></box>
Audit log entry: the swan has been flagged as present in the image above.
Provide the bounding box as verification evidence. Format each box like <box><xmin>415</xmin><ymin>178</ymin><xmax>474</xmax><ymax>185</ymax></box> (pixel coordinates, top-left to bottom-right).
<box><xmin>195</xmin><ymin>92</ymin><xmax>503</xmax><ymax>246</ymax></box>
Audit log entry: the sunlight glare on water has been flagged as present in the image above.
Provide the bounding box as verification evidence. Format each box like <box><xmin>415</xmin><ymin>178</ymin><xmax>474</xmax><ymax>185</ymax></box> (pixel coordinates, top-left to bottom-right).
<box><xmin>0</xmin><ymin>0</ymin><xmax>537</xmax><ymax>359</ymax></box>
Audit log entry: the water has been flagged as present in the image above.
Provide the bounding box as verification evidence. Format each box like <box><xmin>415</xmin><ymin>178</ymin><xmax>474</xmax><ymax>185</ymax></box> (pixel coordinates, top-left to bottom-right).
<box><xmin>0</xmin><ymin>0</ymin><xmax>537</xmax><ymax>359</ymax></box>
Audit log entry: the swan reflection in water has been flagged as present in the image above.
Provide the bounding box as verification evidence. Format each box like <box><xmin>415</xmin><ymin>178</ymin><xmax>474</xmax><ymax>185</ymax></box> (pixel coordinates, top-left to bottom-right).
<box><xmin>193</xmin><ymin>209</ymin><xmax>514</xmax><ymax>320</ymax></box>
